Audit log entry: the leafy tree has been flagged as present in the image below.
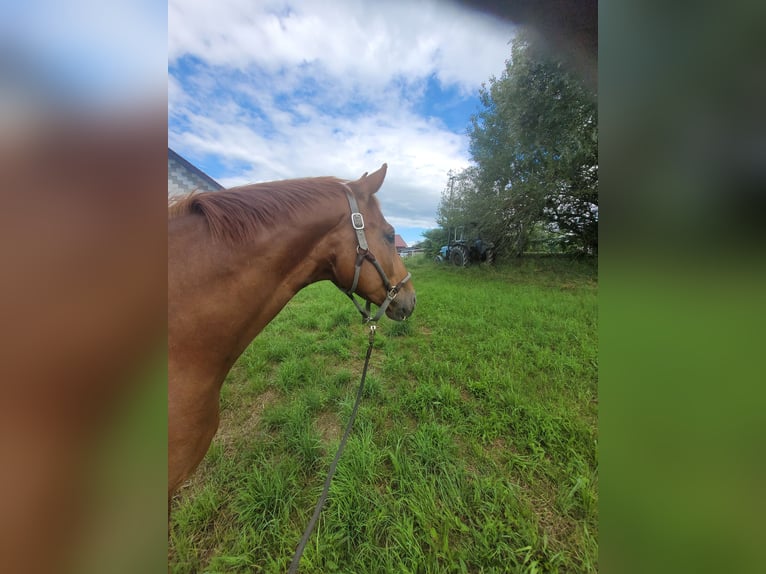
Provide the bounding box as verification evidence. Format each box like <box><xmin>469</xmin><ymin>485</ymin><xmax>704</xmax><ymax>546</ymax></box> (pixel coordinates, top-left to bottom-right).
<box><xmin>420</xmin><ymin>227</ymin><xmax>449</xmax><ymax>258</ymax></box>
<box><xmin>436</xmin><ymin>167</ymin><xmax>480</xmax><ymax>230</ymax></box>
<box><xmin>438</xmin><ymin>31</ymin><xmax>597</xmax><ymax>257</ymax></box>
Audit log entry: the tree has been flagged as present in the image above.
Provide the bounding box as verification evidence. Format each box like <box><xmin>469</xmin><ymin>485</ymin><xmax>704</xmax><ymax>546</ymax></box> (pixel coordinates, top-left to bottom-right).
<box><xmin>420</xmin><ymin>227</ymin><xmax>448</xmax><ymax>259</ymax></box>
<box><xmin>436</xmin><ymin>167</ymin><xmax>482</xmax><ymax>231</ymax></box>
<box><xmin>438</xmin><ymin>31</ymin><xmax>598</xmax><ymax>257</ymax></box>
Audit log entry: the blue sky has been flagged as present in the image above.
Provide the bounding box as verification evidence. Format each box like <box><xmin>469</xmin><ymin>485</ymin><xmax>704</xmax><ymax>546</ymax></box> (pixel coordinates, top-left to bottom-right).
<box><xmin>169</xmin><ymin>0</ymin><xmax>515</xmax><ymax>246</ymax></box>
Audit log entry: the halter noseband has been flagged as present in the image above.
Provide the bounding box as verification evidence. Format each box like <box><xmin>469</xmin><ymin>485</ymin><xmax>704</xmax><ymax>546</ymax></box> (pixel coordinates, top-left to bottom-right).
<box><xmin>340</xmin><ymin>184</ymin><xmax>411</xmax><ymax>323</ymax></box>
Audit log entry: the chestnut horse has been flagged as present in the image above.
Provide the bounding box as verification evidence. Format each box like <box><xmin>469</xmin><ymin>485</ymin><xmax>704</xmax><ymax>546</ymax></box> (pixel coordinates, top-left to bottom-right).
<box><xmin>168</xmin><ymin>164</ymin><xmax>416</xmax><ymax>497</ymax></box>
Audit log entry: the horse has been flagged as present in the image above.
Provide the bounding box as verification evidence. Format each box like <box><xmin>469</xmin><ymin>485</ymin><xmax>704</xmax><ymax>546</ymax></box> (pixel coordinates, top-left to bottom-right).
<box><xmin>167</xmin><ymin>163</ymin><xmax>416</xmax><ymax>498</ymax></box>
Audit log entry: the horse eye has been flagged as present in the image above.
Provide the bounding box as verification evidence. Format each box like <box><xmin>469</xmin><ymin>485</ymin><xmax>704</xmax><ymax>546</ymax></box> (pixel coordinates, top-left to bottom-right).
<box><xmin>384</xmin><ymin>232</ymin><xmax>395</xmax><ymax>244</ymax></box>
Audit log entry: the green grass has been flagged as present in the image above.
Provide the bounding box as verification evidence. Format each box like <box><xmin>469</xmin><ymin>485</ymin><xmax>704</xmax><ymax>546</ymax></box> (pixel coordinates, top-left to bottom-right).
<box><xmin>169</xmin><ymin>255</ymin><xmax>598</xmax><ymax>573</ymax></box>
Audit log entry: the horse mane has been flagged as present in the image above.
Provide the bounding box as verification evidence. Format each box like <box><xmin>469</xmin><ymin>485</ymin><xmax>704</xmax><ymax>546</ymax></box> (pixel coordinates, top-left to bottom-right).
<box><xmin>168</xmin><ymin>176</ymin><xmax>347</xmax><ymax>244</ymax></box>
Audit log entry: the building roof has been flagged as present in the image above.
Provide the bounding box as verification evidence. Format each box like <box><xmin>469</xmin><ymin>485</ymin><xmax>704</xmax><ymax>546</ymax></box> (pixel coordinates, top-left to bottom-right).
<box><xmin>168</xmin><ymin>148</ymin><xmax>224</xmax><ymax>196</ymax></box>
<box><xmin>395</xmin><ymin>234</ymin><xmax>408</xmax><ymax>249</ymax></box>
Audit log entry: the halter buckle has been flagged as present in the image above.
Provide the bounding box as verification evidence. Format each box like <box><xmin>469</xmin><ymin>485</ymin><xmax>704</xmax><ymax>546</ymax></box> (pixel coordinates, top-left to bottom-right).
<box><xmin>351</xmin><ymin>212</ymin><xmax>364</xmax><ymax>230</ymax></box>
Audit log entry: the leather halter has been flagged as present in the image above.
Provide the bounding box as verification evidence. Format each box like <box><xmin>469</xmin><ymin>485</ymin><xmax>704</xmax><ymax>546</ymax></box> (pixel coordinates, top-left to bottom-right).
<box><xmin>340</xmin><ymin>184</ymin><xmax>411</xmax><ymax>323</ymax></box>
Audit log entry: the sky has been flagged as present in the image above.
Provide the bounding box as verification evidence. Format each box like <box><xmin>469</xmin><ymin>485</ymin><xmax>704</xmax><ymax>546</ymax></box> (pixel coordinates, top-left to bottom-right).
<box><xmin>168</xmin><ymin>0</ymin><xmax>515</xmax><ymax>246</ymax></box>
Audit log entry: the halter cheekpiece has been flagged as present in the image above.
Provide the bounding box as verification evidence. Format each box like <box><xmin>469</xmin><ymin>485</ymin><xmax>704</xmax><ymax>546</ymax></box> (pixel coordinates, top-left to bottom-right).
<box><xmin>340</xmin><ymin>183</ymin><xmax>411</xmax><ymax>323</ymax></box>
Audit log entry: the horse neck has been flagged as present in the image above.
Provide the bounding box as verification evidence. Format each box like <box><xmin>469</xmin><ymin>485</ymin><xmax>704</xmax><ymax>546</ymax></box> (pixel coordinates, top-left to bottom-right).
<box><xmin>168</xmin><ymin>202</ymin><xmax>344</xmax><ymax>379</ymax></box>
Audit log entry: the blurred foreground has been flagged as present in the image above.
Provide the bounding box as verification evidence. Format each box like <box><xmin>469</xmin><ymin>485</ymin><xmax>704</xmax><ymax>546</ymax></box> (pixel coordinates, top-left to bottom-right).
<box><xmin>600</xmin><ymin>2</ymin><xmax>765</xmax><ymax>573</ymax></box>
<box><xmin>1</xmin><ymin>2</ymin><xmax>167</xmax><ymax>573</ymax></box>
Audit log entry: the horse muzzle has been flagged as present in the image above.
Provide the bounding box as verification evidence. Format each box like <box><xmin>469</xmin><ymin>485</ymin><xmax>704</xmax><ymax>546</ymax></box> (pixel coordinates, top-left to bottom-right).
<box><xmin>385</xmin><ymin>288</ymin><xmax>416</xmax><ymax>321</ymax></box>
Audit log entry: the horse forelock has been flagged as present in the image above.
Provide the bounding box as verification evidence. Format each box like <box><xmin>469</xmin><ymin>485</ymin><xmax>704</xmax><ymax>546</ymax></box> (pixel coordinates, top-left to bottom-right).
<box><xmin>168</xmin><ymin>176</ymin><xmax>348</xmax><ymax>244</ymax></box>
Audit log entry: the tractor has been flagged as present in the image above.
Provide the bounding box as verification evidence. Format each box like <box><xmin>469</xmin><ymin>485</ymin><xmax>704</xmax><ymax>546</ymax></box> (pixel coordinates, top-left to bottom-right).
<box><xmin>434</xmin><ymin>227</ymin><xmax>494</xmax><ymax>267</ymax></box>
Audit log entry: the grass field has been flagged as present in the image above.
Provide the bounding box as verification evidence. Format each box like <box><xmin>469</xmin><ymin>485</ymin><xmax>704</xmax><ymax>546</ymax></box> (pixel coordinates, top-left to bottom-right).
<box><xmin>169</xmin><ymin>255</ymin><xmax>598</xmax><ymax>573</ymax></box>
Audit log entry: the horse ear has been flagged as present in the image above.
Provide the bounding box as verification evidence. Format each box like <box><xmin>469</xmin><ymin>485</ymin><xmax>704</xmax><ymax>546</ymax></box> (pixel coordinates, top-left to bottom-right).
<box><xmin>348</xmin><ymin>163</ymin><xmax>387</xmax><ymax>197</ymax></box>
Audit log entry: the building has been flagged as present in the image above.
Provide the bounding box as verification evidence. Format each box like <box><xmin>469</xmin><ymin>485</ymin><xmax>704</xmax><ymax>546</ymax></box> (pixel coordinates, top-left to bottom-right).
<box><xmin>168</xmin><ymin>148</ymin><xmax>224</xmax><ymax>197</ymax></box>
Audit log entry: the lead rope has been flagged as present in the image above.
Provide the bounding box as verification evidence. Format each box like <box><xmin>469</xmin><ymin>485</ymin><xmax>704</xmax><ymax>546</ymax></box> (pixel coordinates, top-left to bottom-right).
<box><xmin>287</xmin><ymin>324</ymin><xmax>377</xmax><ymax>574</ymax></box>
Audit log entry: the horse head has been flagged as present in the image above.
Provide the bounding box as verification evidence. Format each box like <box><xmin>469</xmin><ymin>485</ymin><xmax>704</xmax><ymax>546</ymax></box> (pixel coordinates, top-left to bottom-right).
<box><xmin>334</xmin><ymin>164</ymin><xmax>416</xmax><ymax>321</ymax></box>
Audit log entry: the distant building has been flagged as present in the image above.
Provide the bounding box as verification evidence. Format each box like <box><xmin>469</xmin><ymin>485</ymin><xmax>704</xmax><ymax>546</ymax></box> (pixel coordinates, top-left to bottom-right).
<box><xmin>168</xmin><ymin>148</ymin><xmax>224</xmax><ymax>197</ymax></box>
<box><xmin>395</xmin><ymin>234</ymin><xmax>408</xmax><ymax>253</ymax></box>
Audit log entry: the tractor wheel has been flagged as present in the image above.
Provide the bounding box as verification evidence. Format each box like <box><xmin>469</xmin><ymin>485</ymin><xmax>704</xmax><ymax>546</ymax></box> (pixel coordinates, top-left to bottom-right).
<box><xmin>434</xmin><ymin>255</ymin><xmax>443</xmax><ymax>263</ymax></box>
<box><xmin>450</xmin><ymin>245</ymin><xmax>469</xmax><ymax>267</ymax></box>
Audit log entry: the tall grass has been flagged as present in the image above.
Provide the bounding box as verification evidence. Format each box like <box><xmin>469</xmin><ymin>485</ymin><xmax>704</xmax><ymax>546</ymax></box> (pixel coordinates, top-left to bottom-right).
<box><xmin>169</xmin><ymin>255</ymin><xmax>598</xmax><ymax>573</ymax></box>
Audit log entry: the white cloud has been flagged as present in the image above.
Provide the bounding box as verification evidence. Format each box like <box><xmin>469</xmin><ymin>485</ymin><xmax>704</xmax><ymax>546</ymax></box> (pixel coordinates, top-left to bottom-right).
<box><xmin>169</xmin><ymin>104</ymin><xmax>470</xmax><ymax>224</ymax></box>
<box><xmin>169</xmin><ymin>0</ymin><xmax>511</xmax><ymax>91</ymax></box>
<box><xmin>168</xmin><ymin>0</ymin><xmax>514</xmax><ymax>233</ymax></box>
